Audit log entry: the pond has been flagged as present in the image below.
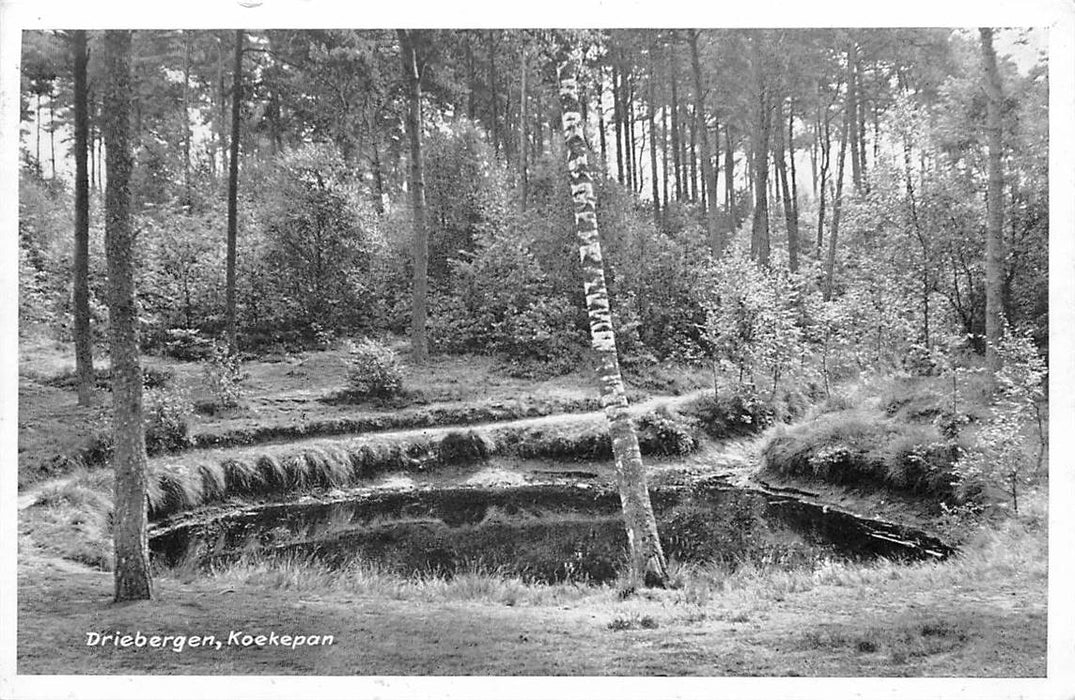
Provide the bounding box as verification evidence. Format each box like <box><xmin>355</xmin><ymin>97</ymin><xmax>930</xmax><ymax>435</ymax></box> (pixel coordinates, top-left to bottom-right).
<box><xmin>150</xmin><ymin>479</ymin><xmax>953</xmax><ymax>584</ymax></box>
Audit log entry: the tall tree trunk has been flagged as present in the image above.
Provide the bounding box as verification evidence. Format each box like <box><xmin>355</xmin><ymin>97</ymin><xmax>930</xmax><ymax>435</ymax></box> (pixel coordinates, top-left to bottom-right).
<box><xmin>647</xmin><ymin>43</ymin><xmax>661</xmax><ymax>225</ymax></box>
<box><xmin>689</xmin><ymin>30</ymin><xmax>720</xmax><ymax>255</ymax></box>
<box><xmin>225</xmin><ymin>30</ymin><xmax>243</xmax><ymax>354</ymax></box>
<box><xmin>627</xmin><ymin>71</ymin><xmax>638</xmax><ymax>192</ymax></box>
<box><xmin>399</xmin><ymin>29</ymin><xmax>429</xmax><ymax>362</ymax></box>
<box><xmin>856</xmin><ymin>61</ymin><xmax>869</xmax><ymax>191</ymax></box>
<box><xmin>89</xmin><ymin>93</ymin><xmax>96</xmax><ymax>191</ymax></box>
<box><xmin>182</xmin><ymin>33</ymin><xmax>192</xmax><ymax>202</ymax></box>
<box><xmin>788</xmin><ymin>97</ymin><xmax>800</xmax><ymax>225</ymax></box>
<box><xmin>669</xmin><ymin>41</ymin><xmax>683</xmax><ymax>202</ymax></box>
<box><xmin>558</xmin><ymin>55</ymin><xmax>668</xmax><ymax>589</ymax></box>
<box><xmin>847</xmin><ymin>44</ymin><xmax>862</xmax><ymax>192</ymax></box>
<box><xmin>773</xmin><ymin>99</ymin><xmax>799</xmax><ymax>271</ymax></box>
<box><xmin>597</xmin><ymin>72</ymin><xmax>608</xmax><ymax>169</ymax></box>
<box><xmin>48</xmin><ymin>84</ymin><xmax>56</xmax><ymax>179</ymax></box>
<box><xmin>518</xmin><ymin>43</ymin><xmax>529</xmax><ymax>210</ymax></box>
<box><xmin>688</xmin><ymin>104</ymin><xmax>698</xmax><ymax>203</ymax></box>
<box><xmin>980</xmin><ymin>27</ymin><xmax>1005</xmax><ymax>371</ymax></box>
<box><xmin>103</xmin><ymin>29</ymin><xmax>152</xmax><ymax>603</ymax></box>
<box><xmin>465</xmin><ymin>32</ymin><xmax>476</xmax><ymax>120</ymax></box>
<box><xmin>750</xmin><ymin>37</ymin><xmax>771</xmax><ymax>267</ymax></box>
<box><xmin>724</xmin><ymin>124</ymin><xmax>734</xmax><ymax>234</ymax></box>
<box><xmin>660</xmin><ymin>75</ymin><xmax>669</xmax><ymax>212</ymax></box>
<box><xmin>816</xmin><ymin>86</ymin><xmax>833</xmax><ymax>254</ymax></box>
<box><xmin>72</xmin><ymin>30</ymin><xmax>94</xmax><ymax>406</ymax></box>
<box><xmin>217</xmin><ymin>35</ymin><xmax>226</xmax><ymax>181</ymax></box>
<box><xmin>824</xmin><ymin>91</ymin><xmax>851</xmax><ymax>301</ymax></box>
<box><xmin>370</xmin><ymin>140</ymin><xmax>386</xmax><ymax>214</ymax></box>
<box><xmin>612</xmin><ymin>64</ymin><xmax>624</xmax><ymax>185</ymax></box>
<box><xmin>35</xmin><ymin>92</ymin><xmax>41</xmax><ymax>168</ymax></box>
<box><xmin>487</xmin><ymin>31</ymin><xmax>500</xmax><ymax>158</ymax></box>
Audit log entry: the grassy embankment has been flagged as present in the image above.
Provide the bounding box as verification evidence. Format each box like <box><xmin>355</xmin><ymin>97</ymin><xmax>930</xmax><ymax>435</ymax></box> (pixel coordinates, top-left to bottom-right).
<box><xmin>17</xmin><ymin>342</ymin><xmax>1048</xmax><ymax>675</ymax></box>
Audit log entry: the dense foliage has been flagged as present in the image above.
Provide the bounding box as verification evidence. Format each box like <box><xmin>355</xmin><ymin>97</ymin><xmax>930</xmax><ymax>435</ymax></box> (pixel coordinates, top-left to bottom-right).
<box><xmin>18</xmin><ymin>27</ymin><xmax>1047</xmax><ymax>408</ymax></box>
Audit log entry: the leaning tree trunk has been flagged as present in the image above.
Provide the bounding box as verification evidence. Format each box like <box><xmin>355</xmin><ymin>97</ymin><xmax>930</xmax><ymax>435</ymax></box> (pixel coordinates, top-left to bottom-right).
<box><xmin>103</xmin><ymin>29</ymin><xmax>152</xmax><ymax>602</ymax></box>
<box><xmin>558</xmin><ymin>54</ymin><xmax>669</xmax><ymax>589</ymax></box>
<box><xmin>399</xmin><ymin>29</ymin><xmax>429</xmax><ymax>362</ymax></box>
<box><xmin>225</xmin><ymin>29</ymin><xmax>243</xmax><ymax>354</ymax></box>
<box><xmin>72</xmin><ymin>30</ymin><xmax>94</xmax><ymax>406</ymax></box>
<box><xmin>980</xmin><ymin>27</ymin><xmax>1005</xmax><ymax>371</ymax></box>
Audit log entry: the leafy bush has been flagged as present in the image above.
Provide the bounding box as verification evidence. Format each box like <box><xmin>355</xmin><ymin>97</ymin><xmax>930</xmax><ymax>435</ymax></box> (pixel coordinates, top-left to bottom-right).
<box><xmin>683</xmin><ymin>391</ymin><xmax>775</xmax><ymax>439</ymax></box>
<box><xmin>162</xmin><ymin>327</ymin><xmax>214</xmax><ymax>361</ymax></box>
<box><xmin>345</xmin><ymin>338</ymin><xmax>404</xmax><ymax>399</ymax></box>
<box><xmin>636</xmin><ymin>410</ymin><xmax>697</xmax><ymax>456</ymax></box>
<box><xmin>437</xmin><ymin>431</ymin><xmax>490</xmax><ymax>465</ymax></box>
<box><xmin>695</xmin><ymin>247</ymin><xmax>805</xmax><ymax>396</ymax></box>
<box><xmin>144</xmin><ymin>385</ymin><xmax>195</xmax><ymax>455</ymax></box>
<box><xmin>429</xmin><ymin>229</ymin><xmax>583</xmax><ymax>372</ymax></box>
<box><xmin>951</xmin><ymin>327</ymin><xmax>1047</xmax><ymax>511</ymax></box>
<box><xmin>202</xmin><ymin>341</ymin><xmax>246</xmax><ymax>409</ymax></box>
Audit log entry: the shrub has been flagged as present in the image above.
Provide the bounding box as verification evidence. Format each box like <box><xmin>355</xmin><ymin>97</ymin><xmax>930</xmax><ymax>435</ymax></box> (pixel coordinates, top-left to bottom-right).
<box><xmin>162</xmin><ymin>327</ymin><xmax>214</xmax><ymax>361</ymax></box>
<box><xmin>202</xmin><ymin>340</ymin><xmax>246</xmax><ymax>408</ymax></box>
<box><xmin>345</xmin><ymin>338</ymin><xmax>404</xmax><ymax>399</ymax></box>
<box><xmin>683</xmin><ymin>391</ymin><xmax>775</xmax><ymax>439</ymax></box>
<box><xmin>636</xmin><ymin>410</ymin><xmax>697</xmax><ymax>456</ymax></box>
<box><xmin>144</xmin><ymin>384</ymin><xmax>195</xmax><ymax>455</ymax></box>
<box><xmin>437</xmin><ymin>431</ymin><xmax>490</xmax><ymax>465</ymax></box>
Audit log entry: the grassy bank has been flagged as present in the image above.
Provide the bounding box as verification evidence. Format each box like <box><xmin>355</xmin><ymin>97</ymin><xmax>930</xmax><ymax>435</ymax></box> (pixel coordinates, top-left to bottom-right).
<box><xmin>17</xmin><ymin>493</ymin><xmax>1047</xmax><ymax>676</ymax></box>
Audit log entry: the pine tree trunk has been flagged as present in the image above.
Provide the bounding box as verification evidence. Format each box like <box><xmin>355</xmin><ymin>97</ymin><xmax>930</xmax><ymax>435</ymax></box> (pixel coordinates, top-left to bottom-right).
<box><xmin>816</xmin><ymin>87</ymin><xmax>832</xmax><ymax>254</ymax></box>
<box><xmin>857</xmin><ymin>61</ymin><xmax>869</xmax><ymax>191</ymax></box>
<box><xmin>103</xmin><ymin>29</ymin><xmax>152</xmax><ymax>602</ymax></box>
<box><xmin>487</xmin><ymin>32</ymin><xmax>500</xmax><ymax>158</ymax></box>
<box><xmin>558</xmin><ymin>55</ymin><xmax>668</xmax><ymax>589</ymax></box>
<box><xmin>612</xmin><ymin>64</ymin><xmax>625</xmax><ymax>185</ymax></box>
<box><xmin>49</xmin><ymin>84</ymin><xmax>56</xmax><ymax>179</ymax></box>
<box><xmin>774</xmin><ymin>99</ymin><xmax>799</xmax><ymax>271</ymax></box>
<box><xmin>750</xmin><ymin>37</ymin><xmax>771</xmax><ymax>267</ymax></box>
<box><xmin>669</xmin><ymin>41</ymin><xmax>683</xmax><ymax>202</ymax></box>
<box><xmin>597</xmin><ymin>72</ymin><xmax>608</xmax><ymax>170</ymax></box>
<box><xmin>225</xmin><ymin>30</ymin><xmax>242</xmax><ymax>354</ymax></box>
<box><xmin>847</xmin><ymin>44</ymin><xmax>862</xmax><ymax>192</ymax></box>
<box><xmin>627</xmin><ymin>72</ymin><xmax>638</xmax><ymax>192</ymax></box>
<box><xmin>824</xmin><ymin>88</ymin><xmax>851</xmax><ymax>301</ymax></box>
<box><xmin>788</xmin><ymin>97</ymin><xmax>800</xmax><ymax>225</ymax></box>
<box><xmin>688</xmin><ymin>104</ymin><xmax>698</xmax><ymax>203</ymax></box>
<box><xmin>980</xmin><ymin>27</ymin><xmax>1005</xmax><ymax>371</ymax></box>
<box><xmin>660</xmin><ymin>74</ymin><xmax>669</xmax><ymax>213</ymax></box>
<box><xmin>724</xmin><ymin>124</ymin><xmax>734</xmax><ymax>233</ymax></box>
<box><xmin>399</xmin><ymin>29</ymin><xmax>429</xmax><ymax>362</ymax></box>
<box><xmin>518</xmin><ymin>43</ymin><xmax>529</xmax><ymax>210</ymax></box>
<box><xmin>72</xmin><ymin>31</ymin><xmax>95</xmax><ymax>407</ymax></box>
<box><xmin>689</xmin><ymin>30</ymin><xmax>720</xmax><ymax>255</ymax></box>
<box><xmin>182</xmin><ymin>33</ymin><xmax>192</xmax><ymax>202</ymax></box>
<box><xmin>647</xmin><ymin>43</ymin><xmax>661</xmax><ymax>225</ymax></box>
<box><xmin>371</xmin><ymin>140</ymin><xmax>386</xmax><ymax>214</ymax></box>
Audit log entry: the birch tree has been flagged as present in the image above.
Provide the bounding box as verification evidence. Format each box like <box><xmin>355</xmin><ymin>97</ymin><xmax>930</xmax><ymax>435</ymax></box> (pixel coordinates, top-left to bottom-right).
<box><xmin>557</xmin><ymin>50</ymin><xmax>668</xmax><ymax>589</ymax></box>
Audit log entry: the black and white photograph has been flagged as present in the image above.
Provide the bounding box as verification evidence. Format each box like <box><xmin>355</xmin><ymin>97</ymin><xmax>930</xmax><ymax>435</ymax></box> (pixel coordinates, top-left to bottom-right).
<box><xmin>1</xmin><ymin>1</ymin><xmax>1073</xmax><ymax>698</ymax></box>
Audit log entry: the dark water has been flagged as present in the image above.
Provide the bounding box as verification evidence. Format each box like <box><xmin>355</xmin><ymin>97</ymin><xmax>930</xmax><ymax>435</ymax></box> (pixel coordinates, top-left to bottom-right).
<box><xmin>150</xmin><ymin>480</ymin><xmax>953</xmax><ymax>584</ymax></box>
